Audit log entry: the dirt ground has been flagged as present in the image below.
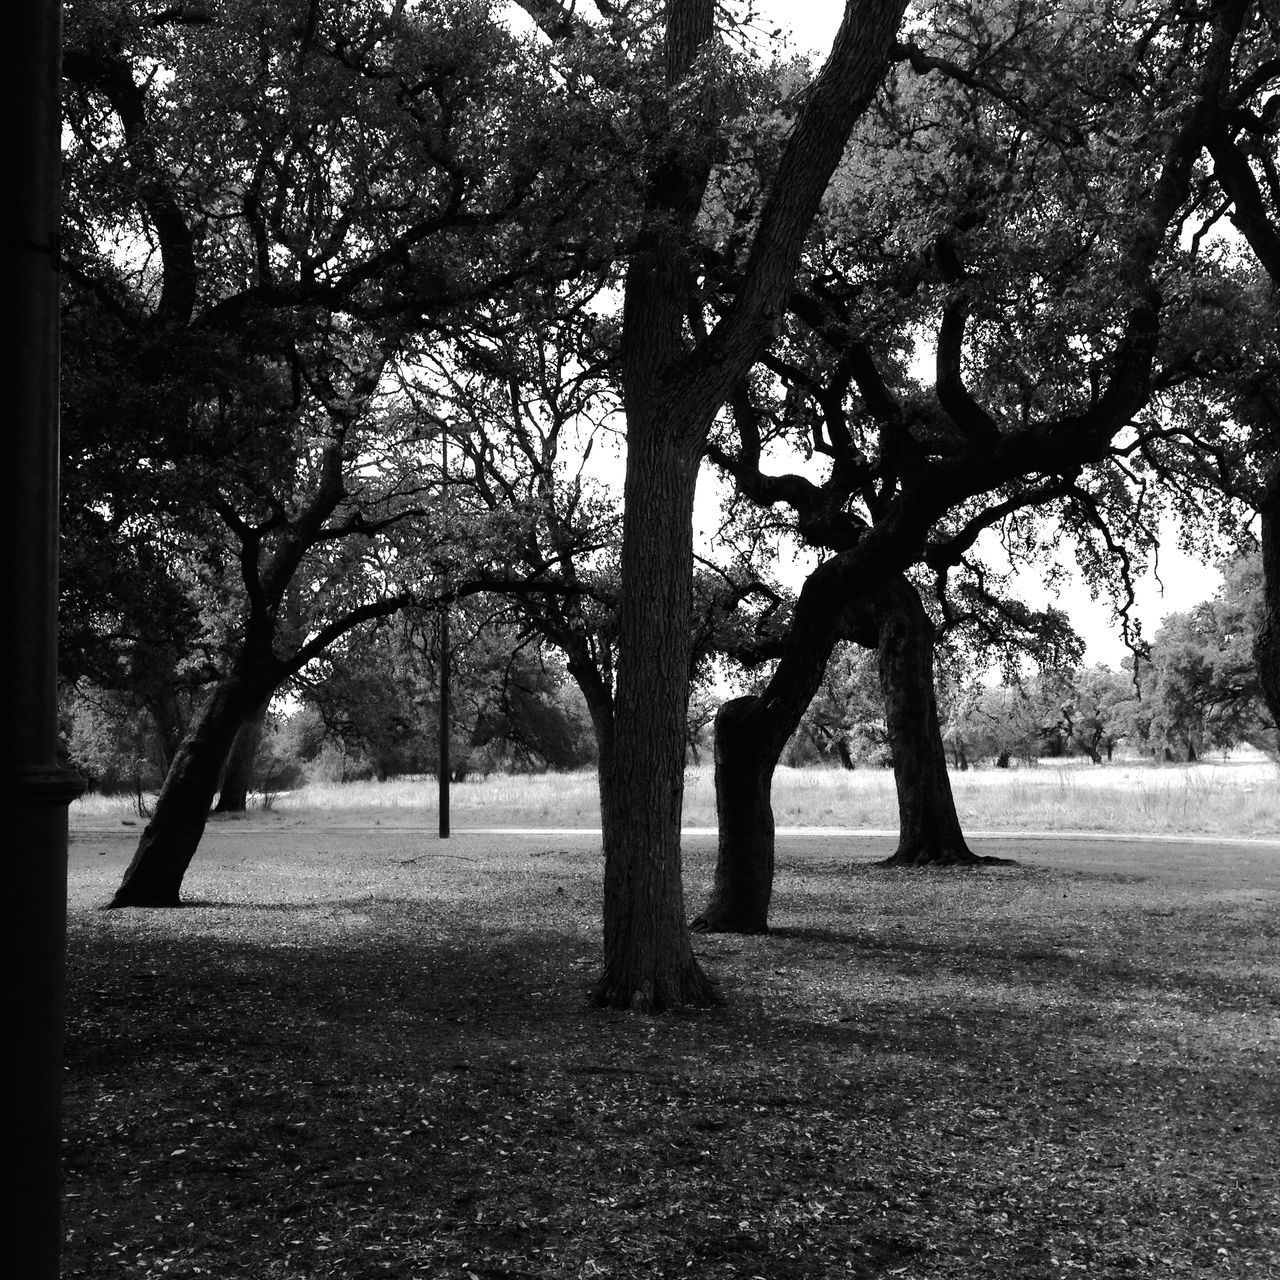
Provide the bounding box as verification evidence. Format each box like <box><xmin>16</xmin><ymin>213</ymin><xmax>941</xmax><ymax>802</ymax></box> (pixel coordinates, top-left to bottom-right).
<box><xmin>63</xmin><ymin>817</ymin><xmax>1280</xmax><ymax>1279</ymax></box>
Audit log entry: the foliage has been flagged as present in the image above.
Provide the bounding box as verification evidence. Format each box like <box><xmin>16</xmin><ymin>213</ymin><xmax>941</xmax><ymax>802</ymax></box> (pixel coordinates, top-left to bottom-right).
<box><xmin>292</xmin><ymin>610</ymin><xmax>598</xmax><ymax>781</ymax></box>
<box><xmin>783</xmin><ymin>642</ymin><xmax>889</xmax><ymax>768</ymax></box>
<box><xmin>58</xmin><ymin>0</ymin><xmax>644</xmax><ymax>754</ymax></box>
<box><xmin>1132</xmin><ymin>554</ymin><xmax>1274</xmax><ymax>760</ymax></box>
<box><xmin>61</xmin><ymin>684</ymin><xmax>173</xmax><ymax>799</ymax></box>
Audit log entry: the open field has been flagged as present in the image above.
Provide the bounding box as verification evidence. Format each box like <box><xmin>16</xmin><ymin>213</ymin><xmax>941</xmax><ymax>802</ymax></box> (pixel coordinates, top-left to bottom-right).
<box><xmin>71</xmin><ymin>751</ymin><xmax>1280</xmax><ymax>839</ymax></box>
<box><xmin>65</xmin><ymin>821</ymin><xmax>1279</xmax><ymax>1278</ymax></box>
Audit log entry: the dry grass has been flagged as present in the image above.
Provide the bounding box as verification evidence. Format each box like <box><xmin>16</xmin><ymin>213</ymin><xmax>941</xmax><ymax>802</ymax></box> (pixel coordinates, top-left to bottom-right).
<box><xmin>63</xmin><ymin>825</ymin><xmax>1280</xmax><ymax>1278</ymax></box>
<box><xmin>71</xmin><ymin>752</ymin><xmax>1280</xmax><ymax>838</ymax></box>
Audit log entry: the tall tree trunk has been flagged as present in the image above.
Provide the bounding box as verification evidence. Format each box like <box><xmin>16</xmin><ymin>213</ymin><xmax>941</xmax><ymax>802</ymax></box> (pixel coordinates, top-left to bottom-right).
<box><xmin>1254</xmin><ymin>467</ymin><xmax>1280</xmax><ymax>733</ymax></box>
<box><xmin>213</xmin><ymin>697</ymin><xmax>269</xmax><ymax>813</ymax></box>
<box><xmin>595</xmin><ymin>430</ymin><xmax>717</xmax><ymax>1009</ymax></box>
<box><xmin>875</xmin><ymin>584</ymin><xmax>978</xmax><ymax>867</ymax></box>
<box><xmin>595</xmin><ymin>0</ymin><xmax>908</xmax><ymax>1001</ymax></box>
<box><xmin>109</xmin><ymin>674</ymin><xmax>262</xmax><ymax>906</ymax></box>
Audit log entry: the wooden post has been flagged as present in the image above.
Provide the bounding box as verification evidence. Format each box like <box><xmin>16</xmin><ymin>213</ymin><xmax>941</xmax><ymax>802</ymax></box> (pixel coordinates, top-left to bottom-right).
<box><xmin>3</xmin><ymin>1</ymin><xmax>86</xmax><ymax>1274</ymax></box>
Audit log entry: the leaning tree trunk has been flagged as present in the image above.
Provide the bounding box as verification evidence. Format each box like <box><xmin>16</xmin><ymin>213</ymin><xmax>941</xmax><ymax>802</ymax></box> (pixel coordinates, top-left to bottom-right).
<box><xmin>595</xmin><ymin>429</ymin><xmax>718</xmax><ymax>1010</ymax></box>
<box><xmin>109</xmin><ymin>674</ymin><xmax>262</xmax><ymax>906</ymax></box>
<box><xmin>874</xmin><ymin>584</ymin><xmax>979</xmax><ymax>867</ymax></box>
<box><xmin>213</xmin><ymin>697</ymin><xmax>269</xmax><ymax>813</ymax></box>
<box><xmin>691</xmin><ymin>697</ymin><xmax>777</xmax><ymax>933</ymax></box>
<box><xmin>693</xmin><ymin>558</ymin><xmax>875</xmax><ymax>932</ymax></box>
<box><xmin>1254</xmin><ymin>467</ymin><xmax>1280</xmax><ymax>735</ymax></box>
<box><xmin>565</xmin><ymin>652</ymin><xmax>616</xmax><ymax>838</ymax></box>
<box><xmin>695</xmin><ymin>572</ymin><xmax>986</xmax><ymax>929</ymax></box>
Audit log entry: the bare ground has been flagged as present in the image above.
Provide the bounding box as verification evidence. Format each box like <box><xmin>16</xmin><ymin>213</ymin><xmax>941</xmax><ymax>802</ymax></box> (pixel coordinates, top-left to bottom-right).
<box><xmin>63</xmin><ymin>818</ymin><xmax>1280</xmax><ymax>1278</ymax></box>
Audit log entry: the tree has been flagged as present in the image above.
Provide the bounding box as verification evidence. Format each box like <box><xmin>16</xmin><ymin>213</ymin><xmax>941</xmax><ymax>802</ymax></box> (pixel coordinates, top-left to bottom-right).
<box><xmin>61</xmin><ymin>0</ymin><xmax>630</xmax><ymax>905</ymax></box>
<box><xmin>1147</xmin><ymin>0</ymin><xmax>1280</xmax><ymax>741</ymax></box>
<box><xmin>782</xmin><ymin>643</ymin><xmax>886</xmax><ymax>769</ymax></box>
<box><xmin>1059</xmin><ymin>666</ymin><xmax>1133</xmax><ymax>763</ymax></box>
<box><xmin>1136</xmin><ymin>554</ymin><xmax>1273</xmax><ymax>758</ymax></box>
<box><xmin>592</xmin><ymin>0</ymin><xmax>910</xmax><ymax>1009</ymax></box>
<box><xmin>687</xmin><ymin>0</ymin><xmax>1253</xmax><ymax>927</ymax></box>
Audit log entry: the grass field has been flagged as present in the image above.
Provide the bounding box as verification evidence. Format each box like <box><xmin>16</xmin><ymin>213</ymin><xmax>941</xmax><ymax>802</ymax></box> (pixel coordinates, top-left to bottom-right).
<box><xmin>64</xmin><ymin>816</ymin><xmax>1279</xmax><ymax>1278</ymax></box>
<box><xmin>70</xmin><ymin>750</ymin><xmax>1280</xmax><ymax>838</ymax></box>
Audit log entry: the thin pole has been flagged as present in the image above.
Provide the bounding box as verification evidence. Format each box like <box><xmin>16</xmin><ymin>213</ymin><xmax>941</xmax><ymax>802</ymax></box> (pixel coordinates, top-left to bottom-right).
<box><xmin>439</xmin><ymin>603</ymin><xmax>450</xmax><ymax>838</ymax></box>
<box><xmin>4</xmin><ymin>1</ymin><xmax>85</xmax><ymax>1274</ymax></box>
<box><xmin>438</xmin><ymin>427</ymin><xmax>450</xmax><ymax>838</ymax></box>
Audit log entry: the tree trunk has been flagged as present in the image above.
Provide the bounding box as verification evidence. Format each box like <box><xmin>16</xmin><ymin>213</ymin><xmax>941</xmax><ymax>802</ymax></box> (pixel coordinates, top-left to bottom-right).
<box><xmin>595</xmin><ymin>430</ymin><xmax>718</xmax><ymax>1010</ymax></box>
<box><xmin>691</xmin><ymin>697</ymin><xmax>776</xmax><ymax>933</ymax></box>
<box><xmin>594</xmin><ymin>0</ymin><xmax>908</xmax><ymax>1002</ymax></box>
<box><xmin>213</xmin><ymin>697</ymin><xmax>269</xmax><ymax>812</ymax></box>
<box><xmin>696</xmin><ymin>573</ymin><xmax>987</xmax><ymax>930</ymax></box>
<box><xmin>109</xmin><ymin>675</ymin><xmax>261</xmax><ymax>906</ymax></box>
<box><xmin>1254</xmin><ymin>467</ymin><xmax>1280</xmax><ymax>734</ymax></box>
<box><xmin>874</xmin><ymin>585</ymin><xmax>980</xmax><ymax>867</ymax></box>
<box><xmin>693</xmin><ymin>559</ymin><xmax>876</xmax><ymax>932</ymax></box>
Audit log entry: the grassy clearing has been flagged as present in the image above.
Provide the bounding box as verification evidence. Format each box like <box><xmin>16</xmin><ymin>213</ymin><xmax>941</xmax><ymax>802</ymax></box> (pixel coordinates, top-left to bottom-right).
<box><xmin>72</xmin><ymin>752</ymin><xmax>1280</xmax><ymax>837</ymax></box>
<box><xmin>64</xmin><ymin>825</ymin><xmax>1279</xmax><ymax>1278</ymax></box>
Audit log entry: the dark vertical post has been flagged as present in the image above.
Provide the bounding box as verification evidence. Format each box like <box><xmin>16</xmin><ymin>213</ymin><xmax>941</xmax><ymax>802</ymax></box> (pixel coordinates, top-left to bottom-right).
<box><xmin>4</xmin><ymin>1</ymin><xmax>85</xmax><ymax>1275</ymax></box>
<box><xmin>438</xmin><ymin>427</ymin><xmax>450</xmax><ymax>838</ymax></box>
<box><xmin>439</xmin><ymin>605</ymin><xmax>451</xmax><ymax>838</ymax></box>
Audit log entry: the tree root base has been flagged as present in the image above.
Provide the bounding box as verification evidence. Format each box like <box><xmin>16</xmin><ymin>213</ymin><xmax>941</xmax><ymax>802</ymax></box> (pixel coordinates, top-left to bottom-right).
<box><xmin>104</xmin><ymin>889</ymin><xmax>185</xmax><ymax>909</ymax></box>
<box><xmin>591</xmin><ymin>962</ymin><xmax>724</xmax><ymax>1013</ymax></box>
<box><xmin>877</xmin><ymin>847</ymin><xmax>1016</xmax><ymax>868</ymax></box>
<box><xmin>689</xmin><ymin>911</ymin><xmax>769</xmax><ymax>935</ymax></box>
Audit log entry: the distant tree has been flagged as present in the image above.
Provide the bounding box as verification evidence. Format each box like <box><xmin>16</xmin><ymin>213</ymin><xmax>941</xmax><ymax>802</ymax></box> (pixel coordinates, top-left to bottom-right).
<box><xmin>1059</xmin><ymin>666</ymin><xmax>1134</xmax><ymax>763</ymax></box>
<box><xmin>298</xmin><ymin>608</ymin><xmax>597</xmax><ymax>781</ymax></box>
<box><xmin>783</xmin><ymin>644</ymin><xmax>886</xmax><ymax>769</ymax></box>
<box><xmin>1136</xmin><ymin>555</ymin><xmax>1273</xmax><ymax>759</ymax></box>
<box><xmin>61</xmin><ymin>685</ymin><xmax>168</xmax><ymax>807</ymax></box>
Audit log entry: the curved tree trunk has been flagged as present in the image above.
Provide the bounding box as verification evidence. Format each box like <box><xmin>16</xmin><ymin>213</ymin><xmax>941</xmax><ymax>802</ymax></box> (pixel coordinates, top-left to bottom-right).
<box><xmin>213</xmin><ymin>697</ymin><xmax>269</xmax><ymax>813</ymax></box>
<box><xmin>691</xmin><ymin>697</ymin><xmax>777</xmax><ymax>933</ymax></box>
<box><xmin>874</xmin><ymin>585</ymin><xmax>979</xmax><ymax>867</ymax></box>
<box><xmin>693</xmin><ymin>560</ymin><xmax>876</xmax><ymax>932</ymax></box>
<box><xmin>109</xmin><ymin>673</ymin><xmax>264</xmax><ymax>906</ymax></box>
<box><xmin>696</xmin><ymin>574</ymin><xmax>986</xmax><ymax>930</ymax></box>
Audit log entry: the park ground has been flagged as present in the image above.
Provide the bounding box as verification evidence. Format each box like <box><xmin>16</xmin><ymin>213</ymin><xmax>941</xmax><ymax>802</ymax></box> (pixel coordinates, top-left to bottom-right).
<box><xmin>63</xmin><ymin>762</ymin><xmax>1280</xmax><ymax>1279</ymax></box>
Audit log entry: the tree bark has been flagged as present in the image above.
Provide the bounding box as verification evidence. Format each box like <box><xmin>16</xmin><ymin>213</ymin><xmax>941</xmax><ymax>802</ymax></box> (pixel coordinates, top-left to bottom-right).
<box><xmin>595</xmin><ymin>429</ymin><xmax>719</xmax><ymax>1009</ymax></box>
<box><xmin>691</xmin><ymin>697</ymin><xmax>776</xmax><ymax>932</ymax></box>
<box><xmin>109</xmin><ymin>673</ymin><xmax>264</xmax><ymax>906</ymax></box>
<box><xmin>874</xmin><ymin>584</ymin><xmax>980</xmax><ymax>867</ymax></box>
<box><xmin>213</xmin><ymin>697</ymin><xmax>269</xmax><ymax>812</ymax></box>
